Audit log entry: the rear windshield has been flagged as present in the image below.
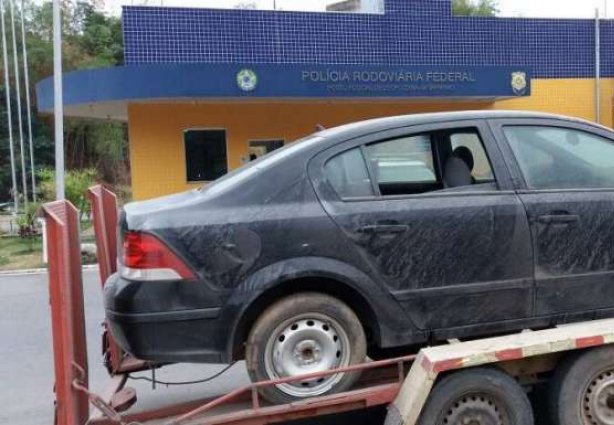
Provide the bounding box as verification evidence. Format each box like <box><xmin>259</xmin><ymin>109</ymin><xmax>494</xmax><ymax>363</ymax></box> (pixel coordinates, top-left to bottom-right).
<box><xmin>200</xmin><ymin>135</ymin><xmax>324</xmax><ymax>196</ymax></box>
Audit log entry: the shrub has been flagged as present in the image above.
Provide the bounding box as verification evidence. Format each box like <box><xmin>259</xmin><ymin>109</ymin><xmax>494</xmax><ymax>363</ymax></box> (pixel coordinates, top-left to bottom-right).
<box><xmin>15</xmin><ymin>202</ymin><xmax>41</xmax><ymax>238</ymax></box>
<box><xmin>37</xmin><ymin>168</ymin><xmax>97</xmax><ymax>219</ymax></box>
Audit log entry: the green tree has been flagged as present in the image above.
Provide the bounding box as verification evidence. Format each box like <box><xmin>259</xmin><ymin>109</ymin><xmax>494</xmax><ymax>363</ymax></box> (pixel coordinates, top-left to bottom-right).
<box><xmin>26</xmin><ymin>0</ymin><xmax>123</xmax><ymax>75</ymax></box>
<box><xmin>0</xmin><ymin>0</ymin><xmax>128</xmax><ymax>204</ymax></box>
<box><xmin>452</xmin><ymin>0</ymin><xmax>498</xmax><ymax>17</ymax></box>
<box><xmin>0</xmin><ymin>87</ymin><xmax>54</xmax><ymax>202</ymax></box>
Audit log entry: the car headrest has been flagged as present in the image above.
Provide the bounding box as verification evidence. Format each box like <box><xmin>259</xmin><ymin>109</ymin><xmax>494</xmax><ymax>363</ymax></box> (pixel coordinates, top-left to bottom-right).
<box><xmin>452</xmin><ymin>146</ymin><xmax>474</xmax><ymax>171</ymax></box>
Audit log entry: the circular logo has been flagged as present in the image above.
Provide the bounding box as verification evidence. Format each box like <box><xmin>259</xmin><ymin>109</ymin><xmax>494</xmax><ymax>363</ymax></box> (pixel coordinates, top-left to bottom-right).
<box><xmin>237</xmin><ymin>69</ymin><xmax>258</xmax><ymax>92</ymax></box>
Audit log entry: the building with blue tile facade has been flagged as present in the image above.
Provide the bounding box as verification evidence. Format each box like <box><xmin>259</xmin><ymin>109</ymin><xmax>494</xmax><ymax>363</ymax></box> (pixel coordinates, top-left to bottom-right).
<box><xmin>122</xmin><ymin>0</ymin><xmax>610</xmax><ymax>79</ymax></box>
<box><xmin>37</xmin><ymin>0</ymin><xmax>613</xmax><ymax>200</ymax></box>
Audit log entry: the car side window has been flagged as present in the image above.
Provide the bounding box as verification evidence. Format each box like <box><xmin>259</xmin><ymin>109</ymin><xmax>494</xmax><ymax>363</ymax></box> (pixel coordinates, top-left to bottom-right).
<box><xmin>364</xmin><ymin>134</ymin><xmax>438</xmax><ymax>196</ymax></box>
<box><xmin>325</xmin><ymin>147</ymin><xmax>374</xmax><ymax>198</ymax></box>
<box><xmin>325</xmin><ymin>127</ymin><xmax>497</xmax><ymax>199</ymax></box>
<box><xmin>504</xmin><ymin>126</ymin><xmax>614</xmax><ymax>190</ymax></box>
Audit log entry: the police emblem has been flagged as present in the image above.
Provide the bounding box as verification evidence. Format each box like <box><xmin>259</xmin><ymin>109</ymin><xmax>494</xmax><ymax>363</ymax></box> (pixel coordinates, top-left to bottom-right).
<box><xmin>511</xmin><ymin>72</ymin><xmax>527</xmax><ymax>95</ymax></box>
<box><xmin>237</xmin><ymin>69</ymin><xmax>258</xmax><ymax>92</ymax></box>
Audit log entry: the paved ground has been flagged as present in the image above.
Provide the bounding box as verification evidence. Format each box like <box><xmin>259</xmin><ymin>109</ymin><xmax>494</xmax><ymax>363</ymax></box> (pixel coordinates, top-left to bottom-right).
<box><xmin>0</xmin><ymin>268</ymin><xmax>552</xmax><ymax>425</ymax></box>
<box><xmin>0</xmin><ymin>269</ymin><xmax>251</xmax><ymax>425</ymax></box>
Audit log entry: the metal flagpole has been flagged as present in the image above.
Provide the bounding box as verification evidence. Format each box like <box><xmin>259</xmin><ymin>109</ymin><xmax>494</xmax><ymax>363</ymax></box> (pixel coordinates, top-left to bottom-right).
<box><xmin>9</xmin><ymin>0</ymin><xmax>27</xmax><ymax>208</ymax></box>
<box><xmin>0</xmin><ymin>0</ymin><xmax>18</xmax><ymax>213</ymax></box>
<box><xmin>595</xmin><ymin>8</ymin><xmax>601</xmax><ymax>124</ymax></box>
<box><xmin>20</xmin><ymin>0</ymin><xmax>35</xmax><ymax>201</ymax></box>
<box><xmin>53</xmin><ymin>0</ymin><xmax>64</xmax><ymax>200</ymax></box>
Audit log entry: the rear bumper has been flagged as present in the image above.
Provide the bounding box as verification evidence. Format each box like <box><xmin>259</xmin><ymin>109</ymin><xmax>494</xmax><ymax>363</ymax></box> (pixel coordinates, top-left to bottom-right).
<box><xmin>104</xmin><ymin>273</ymin><xmax>232</xmax><ymax>363</ymax></box>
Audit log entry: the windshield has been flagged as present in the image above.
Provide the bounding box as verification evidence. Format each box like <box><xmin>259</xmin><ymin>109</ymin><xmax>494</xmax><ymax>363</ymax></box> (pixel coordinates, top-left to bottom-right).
<box><xmin>200</xmin><ymin>134</ymin><xmax>325</xmax><ymax>196</ymax></box>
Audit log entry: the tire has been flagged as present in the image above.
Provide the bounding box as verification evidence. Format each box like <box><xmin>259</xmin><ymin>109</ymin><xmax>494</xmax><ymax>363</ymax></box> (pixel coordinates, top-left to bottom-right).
<box><xmin>418</xmin><ymin>367</ymin><xmax>534</xmax><ymax>425</ymax></box>
<box><xmin>549</xmin><ymin>345</ymin><xmax>614</xmax><ymax>425</ymax></box>
<box><xmin>245</xmin><ymin>292</ymin><xmax>367</xmax><ymax>404</ymax></box>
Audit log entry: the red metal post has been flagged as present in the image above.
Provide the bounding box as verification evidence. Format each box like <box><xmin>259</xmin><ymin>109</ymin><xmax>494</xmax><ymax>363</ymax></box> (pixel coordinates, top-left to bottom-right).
<box><xmin>43</xmin><ymin>200</ymin><xmax>89</xmax><ymax>425</ymax></box>
<box><xmin>86</xmin><ymin>185</ymin><xmax>118</xmax><ymax>286</ymax></box>
<box><xmin>87</xmin><ymin>185</ymin><xmax>149</xmax><ymax>375</ymax></box>
<box><xmin>87</xmin><ymin>185</ymin><xmax>123</xmax><ymax>374</ymax></box>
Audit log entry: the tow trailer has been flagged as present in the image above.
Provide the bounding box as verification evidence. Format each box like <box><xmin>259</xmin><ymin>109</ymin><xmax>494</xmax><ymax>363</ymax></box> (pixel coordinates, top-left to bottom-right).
<box><xmin>42</xmin><ymin>186</ymin><xmax>614</xmax><ymax>425</ymax></box>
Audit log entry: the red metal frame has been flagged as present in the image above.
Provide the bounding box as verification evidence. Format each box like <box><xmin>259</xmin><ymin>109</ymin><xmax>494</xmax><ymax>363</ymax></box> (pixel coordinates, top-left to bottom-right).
<box><xmin>43</xmin><ymin>201</ymin><xmax>89</xmax><ymax>425</ymax></box>
<box><xmin>89</xmin><ymin>355</ymin><xmax>414</xmax><ymax>425</ymax></box>
<box><xmin>169</xmin><ymin>355</ymin><xmax>414</xmax><ymax>425</ymax></box>
<box><xmin>87</xmin><ymin>185</ymin><xmax>149</xmax><ymax>375</ymax></box>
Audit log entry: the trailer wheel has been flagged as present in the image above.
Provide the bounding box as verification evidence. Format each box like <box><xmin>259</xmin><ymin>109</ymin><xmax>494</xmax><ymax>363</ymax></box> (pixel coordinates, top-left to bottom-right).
<box><xmin>245</xmin><ymin>293</ymin><xmax>366</xmax><ymax>404</ymax></box>
<box><xmin>418</xmin><ymin>367</ymin><xmax>534</xmax><ymax>425</ymax></box>
<box><xmin>549</xmin><ymin>345</ymin><xmax>614</xmax><ymax>425</ymax></box>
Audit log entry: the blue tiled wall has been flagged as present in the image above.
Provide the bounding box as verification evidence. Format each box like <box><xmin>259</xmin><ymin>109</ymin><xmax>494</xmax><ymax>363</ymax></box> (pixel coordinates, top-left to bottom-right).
<box><xmin>122</xmin><ymin>0</ymin><xmax>614</xmax><ymax>78</ymax></box>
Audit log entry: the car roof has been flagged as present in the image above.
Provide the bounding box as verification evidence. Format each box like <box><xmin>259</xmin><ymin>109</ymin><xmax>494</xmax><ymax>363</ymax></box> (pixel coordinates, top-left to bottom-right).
<box><xmin>316</xmin><ymin>110</ymin><xmax>602</xmax><ymax>140</ymax></box>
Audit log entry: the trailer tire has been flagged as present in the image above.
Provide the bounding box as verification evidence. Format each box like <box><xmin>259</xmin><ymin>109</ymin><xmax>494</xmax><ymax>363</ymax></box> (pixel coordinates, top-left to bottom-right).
<box><xmin>245</xmin><ymin>292</ymin><xmax>366</xmax><ymax>404</ymax></box>
<box><xmin>418</xmin><ymin>367</ymin><xmax>534</xmax><ymax>425</ymax></box>
<box><xmin>549</xmin><ymin>345</ymin><xmax>614</xmax><ymax>425</ymax></box>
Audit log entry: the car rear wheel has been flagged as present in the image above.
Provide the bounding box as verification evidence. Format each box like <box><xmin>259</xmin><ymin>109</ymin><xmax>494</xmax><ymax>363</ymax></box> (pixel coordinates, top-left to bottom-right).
<box><xmin>245</xmin><ymin>293</ymin><xmax>367</xmax><ymax>404</ymax></box>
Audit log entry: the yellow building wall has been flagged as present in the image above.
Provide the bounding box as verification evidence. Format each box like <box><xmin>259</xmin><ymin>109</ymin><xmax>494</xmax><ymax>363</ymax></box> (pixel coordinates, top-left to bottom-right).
<box><xmin>128</xmin><ymin>100</ymin><xmax>491</xmax><ymax>200</ymax></box>
<box><xmin>128</xmin><ymin>78</ymin><xmax>614</xmax><ymax>201</ymax></box>
<box><xmin>494</xmin><ymin>78</ymin><xmax>614</xmax><ymax>127</ymax></box>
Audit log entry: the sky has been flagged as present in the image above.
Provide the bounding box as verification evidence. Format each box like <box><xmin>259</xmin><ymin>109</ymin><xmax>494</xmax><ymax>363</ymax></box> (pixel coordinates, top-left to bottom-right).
<box><xmin>97</xmin><ymin>0</ymin><xmax>614</xmax><ymax>18</ymax></box>
<box><xmin>497</xmin><ymin>0</ymin><xmax>609</xmax><ymax>18</ymax></box>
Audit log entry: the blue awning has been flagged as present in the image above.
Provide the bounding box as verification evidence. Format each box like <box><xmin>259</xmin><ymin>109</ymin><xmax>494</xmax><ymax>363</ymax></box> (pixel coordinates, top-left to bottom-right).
<box><xmin>36</xmin><ymin>63</ymin><xmax>531</xmax><ymax>119</ymax></box>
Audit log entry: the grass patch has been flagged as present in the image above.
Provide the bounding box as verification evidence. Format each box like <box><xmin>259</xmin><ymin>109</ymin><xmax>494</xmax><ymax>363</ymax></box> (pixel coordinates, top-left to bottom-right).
<box><xmin>0</xmin><ymin>219</ymin><xmax>99</xmax><ymax>270</ymax></box>
<box><xmin>0</xmin><ymin>236</ymin><xmax>44</xmax><ymax>271</ymax></box>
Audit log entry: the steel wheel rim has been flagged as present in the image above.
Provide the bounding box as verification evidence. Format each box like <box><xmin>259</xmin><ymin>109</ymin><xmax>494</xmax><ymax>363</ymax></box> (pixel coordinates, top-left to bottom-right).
<box><xmin>583</xmin><ymin>369</ymin><xmax>614</xmax><ymax>425</ymax></box>
<box><xmin>263</xmin><ymin>313</ymin><xmax>351</xmax><ymax>398</ymax></box>
<box><xmin>441</xmin><ymin>393</ymin><xmax>508</xmax><ymax>425</ymax></box>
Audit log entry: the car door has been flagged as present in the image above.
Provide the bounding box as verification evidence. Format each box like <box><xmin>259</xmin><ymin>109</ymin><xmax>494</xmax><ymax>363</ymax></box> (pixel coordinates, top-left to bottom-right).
<box><xmin>491</xmin><ymin>118</ymin><xmax>614</xmax><ymax>318</ymax></box>
<box><xmin>309</xmin><ymin>120</ymin><xmax>534</xmax><ymax>331</ymax></box>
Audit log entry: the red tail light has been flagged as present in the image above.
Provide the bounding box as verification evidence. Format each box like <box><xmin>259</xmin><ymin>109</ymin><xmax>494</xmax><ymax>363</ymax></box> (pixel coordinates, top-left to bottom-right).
<box><xmin>122</xmin><ymin>231</ymin><xmax>195</xmax><ymax>280</ymax></box>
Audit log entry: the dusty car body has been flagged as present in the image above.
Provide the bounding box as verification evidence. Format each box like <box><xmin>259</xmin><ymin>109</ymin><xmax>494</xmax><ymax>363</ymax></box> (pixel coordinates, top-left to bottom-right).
<box><xmin>105</xmin><ymin>110</ymin><xmax>614</xmax><ymax>402</ymax></box>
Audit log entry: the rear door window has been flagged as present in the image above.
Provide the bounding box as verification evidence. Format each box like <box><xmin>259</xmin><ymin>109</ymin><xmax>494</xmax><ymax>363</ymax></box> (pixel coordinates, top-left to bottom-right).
<box><xmin>324</xmin><ymin>127</ymin><xmax>498</xmax><ymax>199</ymax></box>
<box><xmin>364</xmin><ymin>134</ymin><xmax>438</xmax><ymax>196</ymax></box>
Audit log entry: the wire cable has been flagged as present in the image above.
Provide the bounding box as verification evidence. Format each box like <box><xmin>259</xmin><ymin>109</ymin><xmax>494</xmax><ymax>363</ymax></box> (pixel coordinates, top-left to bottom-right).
<box><xmin>128</xmin><ymin>362</ymin><xmax>237</xmax><ymax>386</ymax></box>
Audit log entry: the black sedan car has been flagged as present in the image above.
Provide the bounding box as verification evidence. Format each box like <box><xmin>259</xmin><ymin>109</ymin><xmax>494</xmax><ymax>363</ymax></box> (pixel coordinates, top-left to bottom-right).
<box><xmin>105</xmin><ymin>110</ymin><xmax>614</xmax><ymax>403</ymax></box>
